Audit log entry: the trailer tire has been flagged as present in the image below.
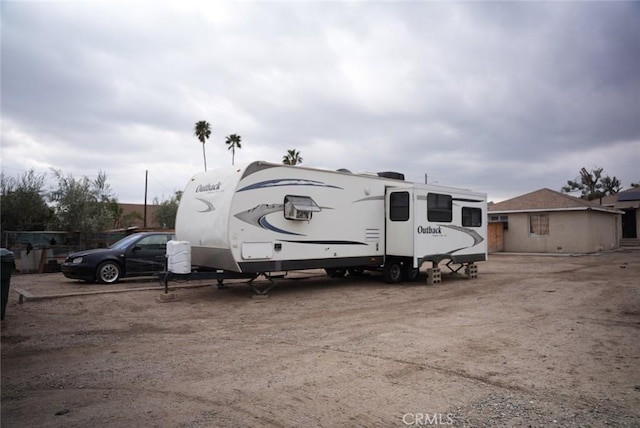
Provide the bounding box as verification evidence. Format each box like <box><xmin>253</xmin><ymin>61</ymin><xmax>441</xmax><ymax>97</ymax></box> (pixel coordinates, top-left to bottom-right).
<box><xmin>348</xmin><ymin>267</ymin><xmax>365</xmax><ymax>276</ymax></box>
<box><xmin>383</xmin><ymin>261</ymin><xmax>402</xmax><ymax>283</ymax></box>
<box><xmin>402</xmin><ymin>266</ymin><xmax>420</xmax><ymax>282</ymax></box>
<box><xmin>325</xmin><ymin>268</ymin><xmax>346</xmax><ymax>278</ymax></box>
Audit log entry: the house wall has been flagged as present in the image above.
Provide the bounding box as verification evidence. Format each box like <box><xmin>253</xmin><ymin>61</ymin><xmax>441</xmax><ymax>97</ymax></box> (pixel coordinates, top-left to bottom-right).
<box><xmin>502</xmin><ymin>211</ymin><xmax>619</xmax><ymax>253</ymax></box>
<box><xmin>584</xmin><ymin>211</ymin><xmax>620</xmax><ymax>251</ymax></box>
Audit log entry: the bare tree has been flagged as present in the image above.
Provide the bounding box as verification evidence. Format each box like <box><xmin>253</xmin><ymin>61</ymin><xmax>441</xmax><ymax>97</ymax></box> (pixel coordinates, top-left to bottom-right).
<box><xmin>561</xmin><ymin>166</ymin><xmax>621</xmax><ymax>200</ymax></box>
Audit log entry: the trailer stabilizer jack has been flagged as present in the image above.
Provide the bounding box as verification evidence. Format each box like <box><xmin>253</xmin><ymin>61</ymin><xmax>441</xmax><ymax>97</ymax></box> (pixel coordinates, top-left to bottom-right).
<box><xmin>443</xmin><ymin>261</ymin><xmax>478</xmax><ymax>279</ymax></box>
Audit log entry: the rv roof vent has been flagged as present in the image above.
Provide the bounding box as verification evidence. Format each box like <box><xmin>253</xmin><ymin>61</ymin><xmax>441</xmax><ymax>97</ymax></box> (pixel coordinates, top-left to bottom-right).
<box><xmin>377</xmin><ymin>171</ymin><xmax>405</xmax><ymax>181</ymax></box>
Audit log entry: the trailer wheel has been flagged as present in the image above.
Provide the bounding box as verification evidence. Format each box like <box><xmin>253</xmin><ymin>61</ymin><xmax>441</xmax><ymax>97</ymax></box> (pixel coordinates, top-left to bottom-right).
<box><xmin>383</xmin><ymin>261</ymin><xmax>402</xmax><ymax>283</ymax></box>
<box><xmin>348</xmin><ymin>267</ymin><xmax>365</xmax><ymax>276</ymax></box>
<box><xmin>325</xmin><ymin>268</ymin><xmax>346</xmax><ymax>278</ymax></box>
<box><xmin>402</xmin><ymin>266</ymin><xmax>420</xmax><ymax>281</ymax></box>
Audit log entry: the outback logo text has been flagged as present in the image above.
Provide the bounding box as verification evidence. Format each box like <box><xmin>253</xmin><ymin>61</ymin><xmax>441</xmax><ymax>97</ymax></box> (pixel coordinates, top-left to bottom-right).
<box><xmin>196</xmin><ymin>182</ymin><xmax>222</xmax><ymax>193</ymax></box>
<box><xmin>417</xmin><ymin>225</ymin><xmax>442</xmax><ymax>234</ymax></box>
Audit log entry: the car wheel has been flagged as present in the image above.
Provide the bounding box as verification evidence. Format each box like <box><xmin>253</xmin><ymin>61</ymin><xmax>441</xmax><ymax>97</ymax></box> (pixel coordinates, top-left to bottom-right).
<box><xmin>97</xmin><ymin>261</ymin><xmax>121</xmax><ymax>284</ymax></box>
<box><xmin>383</xmin><ymin>261</ymin><xmax>402</xmax><ymax>283</ymax></box>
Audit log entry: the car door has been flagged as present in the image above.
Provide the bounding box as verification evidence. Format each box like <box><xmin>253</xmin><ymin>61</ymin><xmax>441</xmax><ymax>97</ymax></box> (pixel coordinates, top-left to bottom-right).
<box><xmin>125</xmin><ymin>234</ymin><xmax>171</xmax><ymax>276</ymax></box>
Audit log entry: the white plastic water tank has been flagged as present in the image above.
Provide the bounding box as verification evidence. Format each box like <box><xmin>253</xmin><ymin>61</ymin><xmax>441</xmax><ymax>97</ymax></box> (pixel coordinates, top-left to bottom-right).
<box><xmin>166</xmin><ymin>240</ymin><xmax>191</xmax><ymax>274</ymax></box>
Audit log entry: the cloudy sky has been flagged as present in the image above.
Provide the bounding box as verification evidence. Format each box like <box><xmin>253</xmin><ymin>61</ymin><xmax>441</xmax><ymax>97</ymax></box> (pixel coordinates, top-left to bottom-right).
<box><xmin>2</xmin><ymin>1</ymin><xmax>639</xmax><ymax>204</ymax></box>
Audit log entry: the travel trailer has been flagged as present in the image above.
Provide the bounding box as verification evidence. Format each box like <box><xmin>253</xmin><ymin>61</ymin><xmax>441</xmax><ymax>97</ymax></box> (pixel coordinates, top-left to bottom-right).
<box><xmin>174</xmin><ymin>161</ymin><xmax>487</xmax><ymax>283</ymax></box>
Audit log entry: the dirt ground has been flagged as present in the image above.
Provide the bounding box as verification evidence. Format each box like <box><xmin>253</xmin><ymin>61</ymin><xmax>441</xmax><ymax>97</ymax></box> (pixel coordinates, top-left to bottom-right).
<box><xmin>1</xmin><ymin>250</ymin><xmax>639</xmax><ymax>427</ymax></box>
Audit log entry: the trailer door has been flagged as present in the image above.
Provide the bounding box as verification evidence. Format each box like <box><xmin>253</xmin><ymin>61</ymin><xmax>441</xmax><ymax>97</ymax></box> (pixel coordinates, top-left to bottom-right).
<box><xmin>385</xmin><ymin>188</ymin><xmax>414</xmax><ymax>257</ymax></box>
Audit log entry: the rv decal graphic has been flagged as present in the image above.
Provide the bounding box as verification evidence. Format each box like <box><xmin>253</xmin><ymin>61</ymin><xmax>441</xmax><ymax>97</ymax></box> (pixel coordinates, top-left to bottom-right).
<box><xmin>353</xmin><ymin>196</ymin><xmax>384</xmax><ymax>203</ymax></box>
<box><xmin>195</xmin><ymin>198</ymin><xmax>216</xmax><ymax>213</ymax></box>
<box><xmin>452</xmin><ymin>197</ymin><xmax>484</xmax><ymax>203</ymax></box>
<box><xmin>278</xmin><ymin>239</ymin><xmax>367</xmax><ymax>246</ymax></box>
<box><xmin>259</xmin><ymin>216</ymin><xmax>304</xmax><ymax>236</ymax></box>
<box><xmin>441</xmin><ymin>224</ymin><xmax>484</xmax><ymax>246</ymax></box>
<box><xmin>417</xmin><ymin>196</ymin><xmax>484</xmax><ymax>204</ymax></box>
<box><xmin>234</xmin><ymin>204</ymin><xmax>304</xmax><ymax>236</ymax></box>
<box><xmin>439</xmin><ymin>224</ymin><xmax>484</xmax><ymax>254</ymax></box>
<box><xmin>237</xmin><ymin>179</ymin><xmax>342</xmax><ymax>192</ymax></box>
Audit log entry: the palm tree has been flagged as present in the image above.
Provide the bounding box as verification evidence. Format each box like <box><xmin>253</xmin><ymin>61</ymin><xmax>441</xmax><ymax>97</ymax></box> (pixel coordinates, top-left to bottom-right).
<box><xmin>283</xmin><ymin>149</ymin><xmax>303</xmax><ymax>165</ymax></box>
<box><xmin>194</xmin><ymin>121</ymin><xmax>211</xmax><ymax>171</ymax></box>
<box><xmin>225</xmin><ymin>134</ymin><xmax>242</xmax><ymax>165</ymax></box>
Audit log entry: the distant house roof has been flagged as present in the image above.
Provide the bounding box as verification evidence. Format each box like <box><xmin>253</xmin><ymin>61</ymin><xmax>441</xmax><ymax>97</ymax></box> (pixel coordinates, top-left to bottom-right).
<box><xmin>599</xmin><ymin>186</ymin><xmax>640</xmax><ymax>209</ymax></box>
<box><xmin>489</xmin><ymin>188</ymin><xmax>623</xmax><ymax>215</ymax></box>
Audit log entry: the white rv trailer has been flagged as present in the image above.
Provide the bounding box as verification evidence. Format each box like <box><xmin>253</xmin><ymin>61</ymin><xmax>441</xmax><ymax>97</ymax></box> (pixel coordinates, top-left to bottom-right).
<box><xmin>175</xmin><ymin>161</ymin><xmax>487</xmax><ymax>283</ymax></box>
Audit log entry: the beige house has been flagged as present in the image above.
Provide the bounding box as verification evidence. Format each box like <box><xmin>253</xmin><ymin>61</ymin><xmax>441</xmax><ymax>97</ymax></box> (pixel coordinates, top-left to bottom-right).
<box><xmin>488</xmin><ymin>188</ymin><xmax>623</xmax><ymax>254</ymax></box>
<box><xmin>598</xmin><ymin>186</ymin><xmax>640</xmax><ymax>246</ymax></box>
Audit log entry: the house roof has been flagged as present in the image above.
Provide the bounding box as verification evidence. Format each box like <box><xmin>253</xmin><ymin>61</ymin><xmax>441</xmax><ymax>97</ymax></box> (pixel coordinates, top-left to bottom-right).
<box><xmin>489</xmin><ymin>188</ymin><xmax>623</xmax><ymax>214</ymax></box>
<box><xmin>599</xmin><ymin>186</ymin><xmax>640</xmax><ymax>209</ymax></box>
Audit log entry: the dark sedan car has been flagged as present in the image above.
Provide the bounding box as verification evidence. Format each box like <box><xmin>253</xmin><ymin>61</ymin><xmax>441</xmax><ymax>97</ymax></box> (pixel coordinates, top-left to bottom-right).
<box><xmin>62</xmin><ymin>232</ymin><xmax>175</xmax><ymax>284</ymax></box>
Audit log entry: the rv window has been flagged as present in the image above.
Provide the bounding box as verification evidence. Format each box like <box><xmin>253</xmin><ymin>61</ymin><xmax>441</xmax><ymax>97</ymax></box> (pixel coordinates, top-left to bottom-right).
<box><xmin>462</xmin><ymin>207</ymin><xmax>482</xmax><ymax>227</ymax></box>
<box><xmin>389</xmin><ymin>192</ymin><xmax>410</xmax><ymax>221</ymax></box>
<box><xmin>427</xmin><ymin>193</ymin><xmax>452</xmax><ymax>222</ymax></box>
<box><xmin>284</xmin><ymin>195</ymin><xmax>321</xmax><ymax>221</ymax></box>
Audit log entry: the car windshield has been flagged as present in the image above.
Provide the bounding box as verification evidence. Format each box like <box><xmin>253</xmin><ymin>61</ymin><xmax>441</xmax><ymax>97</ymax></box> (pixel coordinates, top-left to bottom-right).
<box><xmin>109</xmin><ymin>234</ymin><xmax>144</xmax><ymax>250</ymax></box>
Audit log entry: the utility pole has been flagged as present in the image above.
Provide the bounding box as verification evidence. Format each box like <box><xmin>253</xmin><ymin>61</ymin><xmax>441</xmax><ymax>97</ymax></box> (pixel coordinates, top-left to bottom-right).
<box><xmin>144</xmin><ymin>170</ymin><xmax>148</xmax><ymax>229</ymax></box>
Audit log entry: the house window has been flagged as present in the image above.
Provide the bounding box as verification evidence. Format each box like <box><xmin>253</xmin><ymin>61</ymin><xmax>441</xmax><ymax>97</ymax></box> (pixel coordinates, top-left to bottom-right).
<box><xmin>462</xmin><ymin>207</ymin><xmax>482</xmax><ymax>227</ymax></box>
<box><xmin>284</xmin><ymin>195</ymin><xmax>320</xmax><ymax>221</ymax></box>
<box><xmin>389</xmin><ymin>191</ymin><xmax>410</xmax><ymax>221</ymax></box>
<box><xmin>529</xmin><ymin>214</ymin><xmax>549</xmax><ymax>236</ymax></box>
<box><xmin>489</xmin><ymin>214</ymin><xmax>508</xmax><ymax>230</ymax></box>
<box><xmin>427</xmin><ymin>193</ymin><xmax>452</xmax><ymax>222</ymax></box>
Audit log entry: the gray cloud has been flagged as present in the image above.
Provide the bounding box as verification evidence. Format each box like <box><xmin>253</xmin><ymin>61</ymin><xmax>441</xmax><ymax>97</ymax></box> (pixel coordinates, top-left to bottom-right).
<box><xmin>2</xmin><ymin>1</ymin><xmax>639</xmax><ymax>204</ymax></box>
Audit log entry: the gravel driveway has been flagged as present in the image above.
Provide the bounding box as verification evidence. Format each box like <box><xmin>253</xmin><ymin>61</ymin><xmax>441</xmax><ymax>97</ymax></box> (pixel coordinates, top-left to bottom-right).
<box><xmin>2</xmin><ymin>250</ymin><xmax>639</xmax><ymax>427</ymax></box>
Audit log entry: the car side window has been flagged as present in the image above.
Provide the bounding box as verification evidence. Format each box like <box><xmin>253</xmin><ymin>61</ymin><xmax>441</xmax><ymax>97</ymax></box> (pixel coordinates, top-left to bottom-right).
<box><xmin>137</xmin><ymin>235</ymin><xmax>168</xmax><ymax>250</ymax></box>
